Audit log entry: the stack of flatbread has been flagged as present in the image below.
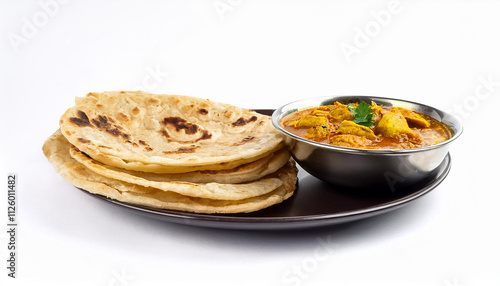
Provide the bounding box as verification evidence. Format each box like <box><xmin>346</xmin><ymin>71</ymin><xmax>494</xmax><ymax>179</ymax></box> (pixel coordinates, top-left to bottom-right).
<box><xmin>43</xmin><ymin>91</ymin><xmax>297</xmax><ymax>213</ymax></box>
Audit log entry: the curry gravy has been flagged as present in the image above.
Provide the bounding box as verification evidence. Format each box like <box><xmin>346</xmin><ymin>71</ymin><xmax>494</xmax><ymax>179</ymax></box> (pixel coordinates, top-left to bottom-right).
<box><xmin>281</xmin><ymin>103</ymin><xmax>452</xmax><ymax>150</ymax></box>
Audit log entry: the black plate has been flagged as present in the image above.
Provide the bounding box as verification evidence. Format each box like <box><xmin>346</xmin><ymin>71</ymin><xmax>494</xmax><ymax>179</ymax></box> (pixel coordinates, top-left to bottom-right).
<box><xmin>79</xmin><ymin>109</ymin><xmax>453</xmax><ymax>230</ymax></box>
<box><xmin>80</xmin><ymin>109</ymin><xmax>452</xmax><ymax>230</ymax></box>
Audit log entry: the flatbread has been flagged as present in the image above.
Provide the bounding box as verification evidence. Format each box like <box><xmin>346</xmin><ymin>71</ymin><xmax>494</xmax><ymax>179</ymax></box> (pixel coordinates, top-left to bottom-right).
<box><xmin>70</xmin><ymin>144</ymin><xmax>290</xmax><ymax>185</ymax></box>
<box><xmin>60</xmin><ymin>91</ymin><xmax>284</xmax><ymax>173</ymax></box>
<box><xmin>43</xmin><ymin>130</ymin><xmax>297</xmax><ymax>212</ymax></box>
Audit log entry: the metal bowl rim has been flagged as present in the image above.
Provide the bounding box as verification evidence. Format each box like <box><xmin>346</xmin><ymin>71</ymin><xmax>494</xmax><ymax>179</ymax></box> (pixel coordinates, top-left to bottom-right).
<box><xmin>271</xmin><ymin>95</ymin><xmax>463</xmax><ymax>155</ymax></box>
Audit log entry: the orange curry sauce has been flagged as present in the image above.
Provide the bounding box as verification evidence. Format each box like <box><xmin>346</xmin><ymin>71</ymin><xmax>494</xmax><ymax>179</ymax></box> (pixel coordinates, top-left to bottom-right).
<box><xmin>281</xmin><ymin>102</ymin><xmax>452</xmax><ymax>150</ymax></box>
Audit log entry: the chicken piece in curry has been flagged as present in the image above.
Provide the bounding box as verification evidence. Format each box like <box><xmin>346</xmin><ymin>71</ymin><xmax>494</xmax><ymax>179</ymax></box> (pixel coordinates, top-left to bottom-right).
<box><xmin>281</xmin><ymin>101</ymin><xmax>452</xmax><ymax>150</ymax></box>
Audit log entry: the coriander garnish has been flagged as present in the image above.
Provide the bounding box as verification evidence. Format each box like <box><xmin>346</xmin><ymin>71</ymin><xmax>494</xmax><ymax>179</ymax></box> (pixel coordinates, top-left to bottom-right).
<box><xmin>347</xmin><ymin>102</ymin><xmax>374</xmax><ymax>127</ymax></box>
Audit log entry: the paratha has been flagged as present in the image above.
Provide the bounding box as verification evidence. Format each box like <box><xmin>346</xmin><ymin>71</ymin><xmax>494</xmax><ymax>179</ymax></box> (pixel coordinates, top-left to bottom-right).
<box><xmin>70</xmin><ymin>144</ymin><xmax>290</xmax><ymax>185</ymax></box>
<box><xmin>60</xmin><ymin>91</ymin><xmax>284</xmax><ymax>173</ymax></box>
<box><xmin>43</xmin><ymin>130</ymin><xmax>297</xmax><ymax>213</ymax></box>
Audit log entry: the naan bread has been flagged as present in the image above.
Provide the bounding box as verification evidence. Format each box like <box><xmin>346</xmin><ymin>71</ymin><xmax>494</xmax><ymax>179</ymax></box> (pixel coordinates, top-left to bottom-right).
<box><xmin>70</xmin><ymin>144</ymin><xmax>290</xmax><ymax>185</ymax></box>
<box><xmin>43</xmin><ymin>130</ymin><xmax>297</xmax><ymax>213</ymax></box>
<box><xmin>60</xmin><ymin>91</ymin><xmax>284</xmax><ymax>173</ymax></box>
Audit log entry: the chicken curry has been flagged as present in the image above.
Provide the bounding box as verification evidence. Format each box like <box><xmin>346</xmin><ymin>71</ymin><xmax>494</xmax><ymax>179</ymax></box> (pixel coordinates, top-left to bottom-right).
<box><xmin>281</xmin><ymin>101</ymin><xmax>452</xmax><ymax>150</ymax></box>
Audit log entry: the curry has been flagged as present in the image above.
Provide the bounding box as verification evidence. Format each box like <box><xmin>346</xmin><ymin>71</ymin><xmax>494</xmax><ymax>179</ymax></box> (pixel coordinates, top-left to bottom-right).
<box><xmin>281</xmin><ymin>101</ymin><xmax>452</xmax><ymax>150</ymax></box>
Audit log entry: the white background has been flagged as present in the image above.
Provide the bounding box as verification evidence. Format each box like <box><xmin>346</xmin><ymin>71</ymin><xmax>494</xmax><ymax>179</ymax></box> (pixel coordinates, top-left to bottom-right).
<box><xmin>1</xmin><ymin>0</ymin><xmax>500</xmax><ymax>285</ymax></box>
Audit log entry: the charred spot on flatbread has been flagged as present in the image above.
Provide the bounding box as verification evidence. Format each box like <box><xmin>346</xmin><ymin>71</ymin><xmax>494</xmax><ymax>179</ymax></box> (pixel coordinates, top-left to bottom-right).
<box><xmin>232</xmin><ymin>136</ymin><xmax>255</xmax><ymax>146</ymax></box>
<box><xmin>159</xmin><ymin>129</ymin><xmax>170</xmax><ymax>138</ymax></box>
<box><xmin>162</xmin><ymin>145</ymin><xmax>200</xmax><ymax>155</ymax></box>
<box><xmin>199</xmin><ymin>130</ymin><xmax>212</xmax><ymax>140</ymax></box>
<box><xmin>162</xmin><ymin>117</ymin><xmax>199</xmax><ymax>134</ymax></box>
<box><xmin>91</xmin><ymin>115</ymin><xmax>131</xmax><ymax>142</ymax></box>
<box><xmin>232</xmin><ymin>116</ymin><xmax>258</xmax><ymax>127</ymax></box>
<box><xmin>131</xmin><ymin>107</ymin><xmax>141</xmax><ymax>115</ymax></box>
<box><xmin>70</xmin><ymin>111</ymin><xmax>91</xmax><ymax>127</ymax></box>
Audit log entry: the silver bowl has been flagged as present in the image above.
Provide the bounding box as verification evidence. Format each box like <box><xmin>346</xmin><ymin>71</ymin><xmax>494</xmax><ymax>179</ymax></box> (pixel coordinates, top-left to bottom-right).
<box><xmin>272</xmin><ymin>96</ymin><xmax>463</xmax><ymax>192</ymax></box>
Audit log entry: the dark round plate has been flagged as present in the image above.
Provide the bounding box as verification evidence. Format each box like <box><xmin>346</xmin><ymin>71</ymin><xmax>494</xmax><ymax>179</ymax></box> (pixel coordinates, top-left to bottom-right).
<box><xmin>83</xmin><ymin>153</ymin><xmax>450</xmax><ymax>230</ymax></box>
<box><xmin>79</xmin><ymin>110</ymin><xmax>452</xmax><ymax>230</ymax></box>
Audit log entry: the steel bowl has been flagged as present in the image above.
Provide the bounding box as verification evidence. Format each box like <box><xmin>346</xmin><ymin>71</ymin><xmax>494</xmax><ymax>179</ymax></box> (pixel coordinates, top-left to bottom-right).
<box><xmin>272</xmin><ymin>95</ymin><xmax>463</xmax><ymax>192</ymax></box>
